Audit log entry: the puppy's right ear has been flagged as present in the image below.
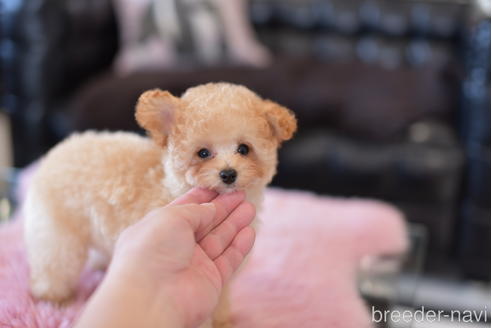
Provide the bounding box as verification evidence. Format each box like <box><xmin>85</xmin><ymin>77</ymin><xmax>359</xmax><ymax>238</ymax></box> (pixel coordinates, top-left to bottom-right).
<box><xmin>263</xmin><ymin>100</ymin><xmax>297</xmax><ymax>143</ymax></box>
<box><xmin>135</xmin><ymin>89</ymin><xmax>182</xmax><ymax>146</ymax></box>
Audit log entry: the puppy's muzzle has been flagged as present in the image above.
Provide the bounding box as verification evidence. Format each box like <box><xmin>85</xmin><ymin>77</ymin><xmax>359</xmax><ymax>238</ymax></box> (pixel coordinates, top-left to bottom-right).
<box><xmin>219</xmin><ymin>169</ymin><xmax>237</xmax><ymax>185</ymax></box>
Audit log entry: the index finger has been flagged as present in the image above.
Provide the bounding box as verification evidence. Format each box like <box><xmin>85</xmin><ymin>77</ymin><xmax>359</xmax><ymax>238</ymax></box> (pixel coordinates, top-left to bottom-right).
<box><xmin>170</xmin><ymin>188</ymin><xmax>218</xmax><ymax>206</ymax></box>
<box><xmin>196</xmin><ymin>191</ymin><xmax>246</xmax><ymax>241</ymax></box>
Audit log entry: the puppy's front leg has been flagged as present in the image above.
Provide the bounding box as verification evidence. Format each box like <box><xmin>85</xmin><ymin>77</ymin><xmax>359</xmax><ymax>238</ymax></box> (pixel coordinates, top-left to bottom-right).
<box><xmin>212</xmin><ymin>284</ymin><xmax>233</xmax><ymax>328</ymax></box>
<box><xmin>24</xmin><ymin>191</ymin><xmax>90</xmax><ymax>302</ymax></box>
<box><xmin>26</xmin><ymin>220</ymin><xmax>89</xmax><ymax>302</ymax></box>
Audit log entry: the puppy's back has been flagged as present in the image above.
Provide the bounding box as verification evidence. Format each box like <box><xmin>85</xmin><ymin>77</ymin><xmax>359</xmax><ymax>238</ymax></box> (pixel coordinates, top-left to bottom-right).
<box><xmin>26</xmin><ymin>131</ymin><xmax>166</xmax><ymax>229</ymax></box>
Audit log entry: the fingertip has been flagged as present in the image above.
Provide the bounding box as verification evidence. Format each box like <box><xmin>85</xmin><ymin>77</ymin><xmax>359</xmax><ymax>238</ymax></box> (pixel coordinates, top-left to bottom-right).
<box><xmin>241</xmin><ymin>202</ymin><xmax>256</xmax><ymax>222</ymax></box>
<box><xmin>170</xmin><ymin>187</ymin><xmax>218</xmax><ymax>205</ymax></box>
<box><xmin>212</xmin><ymin>190</ymin><xmax>246</xmax><ymax>216</ymax></box>
<box><xmin>235</xmin><ymin>226</ymin><xmax>256</xmax><ymax>255</ymax></box>
<box><xmin>196</xmin><ymin>187</ymin><xmax>218</xmax><ymax>195</ymax></box>
<box><xmin>191</xmin><ymin>187</ymin><xmax>218</xmax><ymax>199</ymax></box>
<box><xmin>222</xmin><ymin>190</ymin><xmax>246</xmax><ymax>201</ymax></box>
<box><xmin>245</xmin><ymin>226</ymin><xmax>256</xmax><ymax>241</ymax></box>
<box><xmin>229</xmin><ymin>202</ymin><xmax>256</xmax><ymax>229</ymax></box>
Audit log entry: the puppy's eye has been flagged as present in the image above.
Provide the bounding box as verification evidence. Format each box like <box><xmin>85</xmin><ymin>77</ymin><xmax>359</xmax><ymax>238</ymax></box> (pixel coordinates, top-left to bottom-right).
<box><xmin>197</xmin><ymin>148</ymin><xmax>211</xmax><ymax>159</ymax></box>
<box><xmin>237</xmin><ymin>144</ymin><xmax>249</xmax><ymax>156</ymax></box>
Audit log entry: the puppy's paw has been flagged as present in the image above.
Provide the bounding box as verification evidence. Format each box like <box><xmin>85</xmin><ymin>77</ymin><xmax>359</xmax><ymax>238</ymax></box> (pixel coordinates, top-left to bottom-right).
<box><xmin>87</xmin><ymin>249</ymin><xmax>110</xmax><ymax>271</ymax></box>
<box><xmin>198</xmin><ymin>318</ymin><xmax>214</xmax><ymax>328</ymax></box>
<box><xmin>30</xmin><ymin>276</ymin><xmax>74</xmax><ymax>304</ymax></box>
<box><xmin>212</xmin><ymin>321</ymin><xmax>233</xmax><ymax>328</ymax></box>
<box><xmin>213</xmin><ymin>316</ymin><xmax>233</xmax><ymax>328</ymax></box>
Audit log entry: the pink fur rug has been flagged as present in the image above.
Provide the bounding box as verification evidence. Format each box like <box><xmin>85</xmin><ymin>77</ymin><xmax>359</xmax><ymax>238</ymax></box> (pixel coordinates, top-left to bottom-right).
<box><xmin>0</xmin><ymin>168</ymin><xmax>407</xmax><ymax>327</ymax></box>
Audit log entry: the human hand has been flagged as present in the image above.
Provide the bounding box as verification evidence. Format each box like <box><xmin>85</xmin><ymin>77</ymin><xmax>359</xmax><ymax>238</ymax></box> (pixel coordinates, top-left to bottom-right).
<box><xmin>76</xmin><ymin>188</ymin><xmax>256</xmax><ymax>328</ymax></box>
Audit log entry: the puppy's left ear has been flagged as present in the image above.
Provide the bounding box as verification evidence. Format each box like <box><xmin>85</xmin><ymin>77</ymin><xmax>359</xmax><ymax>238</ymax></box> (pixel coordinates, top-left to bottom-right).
<box><xmin>135</xmin><ymin>89</ymin><xmax>182</xmax><ymax>146</ymax></box>
<box><xmin>263</xmin><ymin>100</ymin><xmax>297</xmax><ymax>143</ymax></box>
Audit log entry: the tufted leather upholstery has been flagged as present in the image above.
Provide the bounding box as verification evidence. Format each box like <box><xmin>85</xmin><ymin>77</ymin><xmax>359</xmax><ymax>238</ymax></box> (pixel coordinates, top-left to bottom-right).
<box><xmin>3</xmin><ymin>0</ymin><xmax>118</xmax><ymax>165</ymax></box>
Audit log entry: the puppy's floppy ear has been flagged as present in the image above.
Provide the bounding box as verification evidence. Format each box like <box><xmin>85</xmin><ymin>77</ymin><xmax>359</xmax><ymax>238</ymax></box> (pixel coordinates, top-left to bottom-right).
<box><xmin>135</xmin><ymin>89</ymin><xmax>182</xmax><ymax>146</ymax></box>
<box><xmin>263</xmin><ymin>100</ymin><xmax>297</xmax><ymax>143</ymax></box>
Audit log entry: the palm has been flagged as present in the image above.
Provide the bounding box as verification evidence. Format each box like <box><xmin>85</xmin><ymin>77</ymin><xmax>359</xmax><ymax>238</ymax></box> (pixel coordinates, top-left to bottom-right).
<box><xmin>169</xmin><ymin>246</ymin><xmax>224</xmax><ymax>321</ymax></box>
<box><xmin>147</xmin><ymin>189</ymin><xmax>255</xmax><ymax>327</ymax></box>
<box><xmin>160</xmin><ymin>207</ymin><xmax>254</xmax><ymax>328</ymax></box>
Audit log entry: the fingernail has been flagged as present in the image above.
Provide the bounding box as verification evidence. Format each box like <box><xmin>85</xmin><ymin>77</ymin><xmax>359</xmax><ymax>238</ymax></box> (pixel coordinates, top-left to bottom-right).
<box><xmin>195</xmin><ymin>187</ymin><xmax>217</xmax><ymax>195</ymax></box>
<box><xmin>232</xmin><ymin>190</ymin><xmax>246</xmax><ymax>198</ymax></box>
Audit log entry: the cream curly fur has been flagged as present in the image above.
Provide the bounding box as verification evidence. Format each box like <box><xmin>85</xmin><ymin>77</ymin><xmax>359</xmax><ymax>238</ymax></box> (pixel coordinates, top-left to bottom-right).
<box><xmin>24</xmin><ymin>83</ymin><xmax>296</xmax><ymax>325</ymax></box>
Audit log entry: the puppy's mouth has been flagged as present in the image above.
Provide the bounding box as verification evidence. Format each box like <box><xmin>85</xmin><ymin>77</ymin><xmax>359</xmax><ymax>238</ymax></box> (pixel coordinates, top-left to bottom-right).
<box><xmin>191</xmin><ymin>171</ymin><xmax>249</xmax><ymax>194</ymax></box>
<box><xmin>212</xmin><ymin>183</ymin><xmax>239</xmax><ymax>194</ymax></box>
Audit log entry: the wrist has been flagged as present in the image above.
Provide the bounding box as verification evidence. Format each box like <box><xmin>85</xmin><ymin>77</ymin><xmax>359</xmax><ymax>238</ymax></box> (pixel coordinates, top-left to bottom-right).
<box><xmin>76</xmin><ymin>268</ymin><xmax>184</xmax><ymax>328</ymax></box>
<box><xmin>106</xmin><ymin>268</ymin><xmax>185</xmax><ymax>325</ymax></box>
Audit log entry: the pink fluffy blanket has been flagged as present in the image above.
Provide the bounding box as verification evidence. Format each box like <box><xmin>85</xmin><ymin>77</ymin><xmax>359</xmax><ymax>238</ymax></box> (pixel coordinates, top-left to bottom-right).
<box><xmin>0</xmin><ymin>170</ymin><xmax>407</xmax><ymax>328</ymax></box>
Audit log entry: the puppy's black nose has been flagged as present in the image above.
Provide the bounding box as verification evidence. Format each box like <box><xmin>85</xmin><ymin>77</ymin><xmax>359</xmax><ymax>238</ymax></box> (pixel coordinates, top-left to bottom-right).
<box><xmin>219</xmin><ymin>169</ymin><xmax>237</xmax><ymax>185</ymax></box>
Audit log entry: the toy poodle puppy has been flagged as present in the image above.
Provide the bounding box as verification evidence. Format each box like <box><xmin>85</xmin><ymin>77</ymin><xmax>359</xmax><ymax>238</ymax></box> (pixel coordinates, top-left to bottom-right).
<box><xmin>24</xmin><ymin>83</ymin><xmax>296</xmax><ymax>323</ymax></box>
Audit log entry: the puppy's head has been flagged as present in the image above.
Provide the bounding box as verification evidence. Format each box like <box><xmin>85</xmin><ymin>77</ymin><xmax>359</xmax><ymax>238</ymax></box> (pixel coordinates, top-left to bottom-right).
<box><xmin>136</xmin><ymin>83</ymin><xmax>296</xmax><ymax>193</ymax></box>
